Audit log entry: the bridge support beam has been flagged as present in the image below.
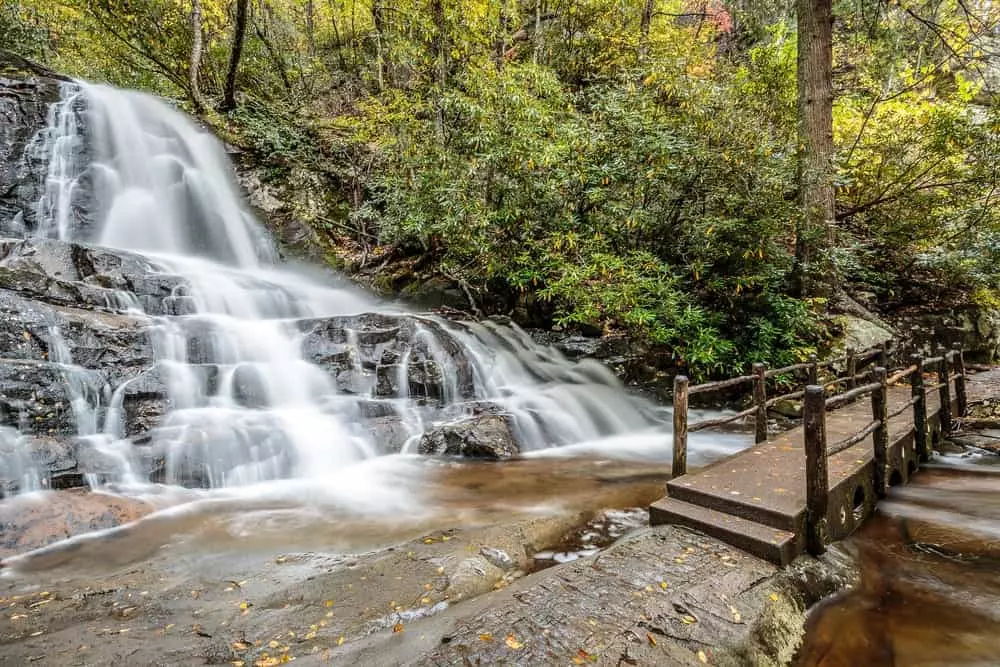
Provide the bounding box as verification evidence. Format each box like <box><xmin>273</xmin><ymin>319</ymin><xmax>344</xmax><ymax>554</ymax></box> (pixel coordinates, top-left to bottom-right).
<box><xmin>953</xmin><ymin>344</ymin><xmax>967</xmax><ymax>418</ymax></box>
<box><xmin>910</xmin><ymin>354</ymin><xmax>929</xmax><ymax>461</ymax></box>
<box><xmin>939</xmin><ymin>348</ymin><xmax>953</xmax><ymax>437</ymax></box>
<box><xmin>803</xmin><ymin>385</ymin><xmax>828</xmax><ymax>556</ymax></box>
<box><xmin>753</xmin><ymin>363</ymin><xmax>767</xmax><ymax>444</ymax></box>
<box><xmin>672</xmin><ymin>375</ymin><xmax>688</xmax><ymax>478</ymax></box>
<box><xmin>871</xmin><ymin>367</ymin><xmax>889</xmax><ymax>498</ymax></box>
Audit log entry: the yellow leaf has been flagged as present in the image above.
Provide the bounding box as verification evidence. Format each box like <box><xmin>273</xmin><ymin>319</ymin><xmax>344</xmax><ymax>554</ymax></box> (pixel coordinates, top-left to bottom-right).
<box><xmin>698</xmin><ymin>650</ymin><xmax>708</xmax><ymax>663</ymax></box>
<box><xmin>324</xmin><ymin>600</ymin><xmax>334</xmax><ymax>607</ymax></box>
<box><xmin>479</xmin><ymin>633</ymin><xmax>493</xmax><ymax>641</ymax></box>
<box><xmin>646</xmin><ymin>632</ymin><xmax>657</xmax><ymax>647</ymax></box>
<box><xmin>268</xmin><ymin>640</ymin><xmax>280</xmax><ymax>649</ymax></box>
<box><xmin>769</xmin><ymin>593</ymin><xmax>779</xmax><ymax>602</ymax></box>
<box><xmin>659</xmin><ymin>581</ymin><xmax>669</xmax><ymax>590</ymax></box>
<box><xmin>393</xmin><ymin>622</ymin><xmax>404</xmax><ymax>633</ymax></box>
<box><xmin>337</xmin><ymin>636</ymin><xmax>345</xmax><ymax>646</ymax></box>
<box><xmin>682</xmin><ymin>615</ymin><xmax>697</xmax><ymax>624</ymax></box>
<box><xmin>505</xmin><ymin>634</ymin><xmax>523</xmax><ymax>649</ymax></box>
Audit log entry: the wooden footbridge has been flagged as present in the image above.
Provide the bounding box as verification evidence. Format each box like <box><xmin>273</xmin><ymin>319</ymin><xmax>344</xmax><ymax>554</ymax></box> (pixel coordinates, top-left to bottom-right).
<box><xmin>650</xmin><ymin>343</ymin><xmax>970</xmax><ymax>565</ymax></box>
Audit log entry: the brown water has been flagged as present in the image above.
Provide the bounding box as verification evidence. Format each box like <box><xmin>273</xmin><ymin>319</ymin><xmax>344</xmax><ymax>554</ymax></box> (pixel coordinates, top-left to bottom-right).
<box><xmin>797</xmin><ymin>462</ymin><xmax>1000</xmax><ymax>666</ymax></box>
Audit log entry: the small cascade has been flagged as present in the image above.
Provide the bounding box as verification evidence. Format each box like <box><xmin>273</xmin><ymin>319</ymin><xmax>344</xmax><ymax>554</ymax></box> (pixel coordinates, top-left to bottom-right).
<box><xmin>0</xmin><ymin>79</ymin><xmax>745</xmax><ymax>511</ymax></box>
<box><xmin>0</xmin><ymin>427</ymin><xmax>43</xmax><ymax>496</ymax></box>
<box><xmin>46</xmin><ymin>326</ymin><xmax>102</xmax><ymax>436</ymax></box>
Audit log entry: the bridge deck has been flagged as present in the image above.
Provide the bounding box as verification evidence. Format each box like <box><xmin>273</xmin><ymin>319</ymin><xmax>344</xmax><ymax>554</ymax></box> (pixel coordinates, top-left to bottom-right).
<box><xmin>671</xmin><ymin>385</ymin><xmax>939</xmax><ymax>521</ymax></box>
<box><xmin>651</xmin><ymin>379</ymin><xmax>961</xmax><ymax>565</ymax></box>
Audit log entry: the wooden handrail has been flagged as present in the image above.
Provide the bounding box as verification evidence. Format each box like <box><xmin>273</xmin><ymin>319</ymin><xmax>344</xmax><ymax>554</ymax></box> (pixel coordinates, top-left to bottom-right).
<box><xmin>688</xmin><ymin>405</ymin><xmax>758</xmax><ymax>432</ymax></box>
<box><xmin>688</xmin><ymin>374</ymin><xmax>755</xmax><ymax>395</ymax></box>
<box><xmin>827</xmin><ymin>419</ymin><xmax>880</xmax><ymax>456</ymax></box>
<box><xmin>887</xmin><ymin>364</ymin><xmax>917</xmax><ymax>385</ymax></box>
<box><xmin>825</xmin><ymin>381</ymin><xmax>881</xmax><ymax>410</ymax></box>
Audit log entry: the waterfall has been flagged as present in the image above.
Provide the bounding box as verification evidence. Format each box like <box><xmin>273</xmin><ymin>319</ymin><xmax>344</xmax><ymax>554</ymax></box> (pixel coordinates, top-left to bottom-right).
<box><xmin>0</xmin><ymin>80</ymin><xmax>740</xmax><ymax>504</ymax></box>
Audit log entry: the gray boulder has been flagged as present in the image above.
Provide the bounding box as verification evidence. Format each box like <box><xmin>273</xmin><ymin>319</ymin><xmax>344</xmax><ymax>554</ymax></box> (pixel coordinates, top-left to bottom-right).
<box><xmin>418</xmin><ymin>414</ymin><xmax>519</xmax><ymax>459</ymax></box>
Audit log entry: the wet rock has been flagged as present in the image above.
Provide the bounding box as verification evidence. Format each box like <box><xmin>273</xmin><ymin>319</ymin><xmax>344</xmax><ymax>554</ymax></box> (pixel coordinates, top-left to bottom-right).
<box><xmin>0</xmin><ymin>488</ymin><xmax>152</xmax><ymax>557</ymax></box>
<box><xmin>299</xmin><ymin>313</ymin><xmax>476</xmax><ymax>400</ymax></box>
<box><xmin>0</xmin><ymin>289</ymin><xmax>152</xmax><ymax>381</ymax></box>
<box><xmin>0</xmin><ymin>51</ymin><xmax>73</xmax><ymax>235</ymax></box>
<box><xmin>366</xmin><ymin>416</ymin><xmax>416</xmax><ymax>454</ymax></box>
<box><xmin>418</xmin><ymin>414</ymin><xmax>519</xmax><ymax>459</ymax></box>
<box><xmin>0</xmin><ymin>237</ymin><xmax>190</xmax><ymax>315</ymax></box>
<box><xmin>0</xmin><ymin>359</ymin><xmax>103</xmax><ymax>435</ymax></box>
<box><xmin>119</xmin><ymin>366</ymin><xmax>173</xmax><ymax>437</ymax></box>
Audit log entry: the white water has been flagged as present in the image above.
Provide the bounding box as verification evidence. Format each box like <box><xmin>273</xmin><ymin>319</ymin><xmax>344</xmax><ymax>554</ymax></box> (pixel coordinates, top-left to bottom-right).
<box><xmin>3</xmin><ymin>82</ymin><xmax>746</xmax><ymax>515</ymax></box>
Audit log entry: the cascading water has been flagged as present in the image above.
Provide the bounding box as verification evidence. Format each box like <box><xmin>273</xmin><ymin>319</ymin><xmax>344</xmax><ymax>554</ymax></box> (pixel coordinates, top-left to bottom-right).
<box><xmin>0</xmin><ymin>81</ymin><xmax>744</xmax><ymax>530</ymax></box>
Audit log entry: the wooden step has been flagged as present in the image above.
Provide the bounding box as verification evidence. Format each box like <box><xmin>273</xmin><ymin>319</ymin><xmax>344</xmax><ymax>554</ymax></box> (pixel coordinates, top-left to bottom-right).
<box><xmin>649</xmin><ymin>496</ymin><xmax>799</xmax><ymax>566</ymax></box>
<box><xmin>666</xmin><ymin>476</ymin><xmax>802</xmax><ymax>533</ymax></box>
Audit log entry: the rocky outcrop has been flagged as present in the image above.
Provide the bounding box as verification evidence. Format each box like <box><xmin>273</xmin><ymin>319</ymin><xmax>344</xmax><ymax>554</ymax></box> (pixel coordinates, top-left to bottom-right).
<box><xmin>418</xmin><ymin>414</ymin><xmax>519</xmax><ymax>459</ymax></box>
<box><xmin>0</xmin><ymin>51</ymin><xmax>72</xmax><ymax>236</ymax></box>
<box><xmin>893</xmin><ymin>306</ymin><xmax>1000</xmax><ymax>363</ymax></box>
<box><xmin>0</xmin><ymin>235</ymin><xmax>524</xmax><ymax>490</ymax></box>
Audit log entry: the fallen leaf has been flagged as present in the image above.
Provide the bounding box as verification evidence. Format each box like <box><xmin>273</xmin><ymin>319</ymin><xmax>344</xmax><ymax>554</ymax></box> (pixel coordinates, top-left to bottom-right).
<box><xmin>769</xmin><ymin>593</ymin><xmax>779</xmax><ymax>602</ymax></box>
<box><xmin>337</xmin><ymin>636</ymin><xmax>345</xmax><ymax>646</ymax></box>
<box><xmin>268</xmin><ymin>640</ymin><xmax>280</xmax><ymax>649</ymax></box>
<box><xmin>505</xmin><ymin>634</ymin><xmax>523</xmax><ymax>649</ymax></box>
<box><xmin>730</xmin><ymin>606</ymin><xmax>741</xmax><ymax>623</ymax></box>
<box><xmin>479</xmin><ymin>633</ymin><xmax>493</xmax><ymax>641</ymax></box>
<box><xmin>698</xmin><ymin>649</ymin><xmax>708</xmax><ymax>663</ymax></box>
<box><xmin>659</xmin><ymin>581</ymin><xmax>669</xmax><ymax>590</ymax></box>
<box><xmin>682</xmin><ymin>615</ymin><xmax>697</xmax><ymax>624</ymax></box>
<box><xmin>646</xmin><ymin>633</ymin><xmax>657</xmax><ymax>647</ymax></box>
<box><xmin>393</xmin><ymin>623</ymin><xmax>404</xmax><ymax>633</ymax></box>
<box><xmin>324</xmin><ymin>600</ymin><xmax>334</xmax><ymax>608</ymax></box>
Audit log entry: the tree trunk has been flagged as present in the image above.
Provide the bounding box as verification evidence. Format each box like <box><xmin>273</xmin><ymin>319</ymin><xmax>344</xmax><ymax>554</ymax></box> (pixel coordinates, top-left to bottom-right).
<box><xmin>493</xmin><ymin>1</ymin><xmax>509</xmax><ymax>71</ymax></box>
<box><xmin>372</xmin><ymin>0</ymin><xmax>387</xmax><ymax>89</ymax></box>
<box><xmin>533</xmin><ymin>0</ymin><xmax>542</xmax><ymax>64</ymax></box>
<box><xmin>794</xmin><ymin>0</ymin><xmax>836</xmax><ymax>297</ymax></box>
<box><xmin>188</xmin><ymin>0</ymin><xmax>209</xmax><ymax>112</ymax></box>
<box><xmin>305</xmin><ymin>0</ymin><xmax>316</xmax><ymax>56</ymax></box>
<box><xmin>639</xmin><ymin>0</ymin><xmax>654</xmax><ymax>61</ymax></box>
<box><xmin>431</xmin><ymin>0</ymin><xmax>446</xmax><ymax>140</ymax></box>
<box><xmin>221</xmin><ymin>0</ymin><xmax>250</xmax><ymax>111</ymax></box>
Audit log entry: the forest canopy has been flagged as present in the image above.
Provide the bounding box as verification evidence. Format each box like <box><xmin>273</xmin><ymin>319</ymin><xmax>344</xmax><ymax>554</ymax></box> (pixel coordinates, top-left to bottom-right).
<box><xmin>4</xmin><ymin>0</ymin><xmax>999</xmax><ymax>377</ymax></box>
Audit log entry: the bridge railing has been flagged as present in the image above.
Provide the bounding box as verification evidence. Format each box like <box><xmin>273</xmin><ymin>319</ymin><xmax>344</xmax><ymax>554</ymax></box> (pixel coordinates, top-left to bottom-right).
<box><xmin>801</xmin><ymin>344</ymin><xmax>967</xmax><ymax>555</ymax></box>
<box><xmin>670</xmin><ymin>341</ymin><xmax>895</xmax><ymax>477</ymax></box>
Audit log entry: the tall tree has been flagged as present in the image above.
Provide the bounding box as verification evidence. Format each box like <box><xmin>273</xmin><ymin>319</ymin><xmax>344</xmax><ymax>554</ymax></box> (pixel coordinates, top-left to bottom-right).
<box><xmin>794</xmin><ymin>0</ymin><xmax>835</xmax><ymax>297</ymax></box>
<box><xmin>188</xmin><ymin>0</ymin><xmax>209</xmax><ymax>112</ymax></box>
<box><xmin>221</xmin><ymin>0</ymin><xmax>250</xmax><ymax>111</ymax></box>
<box><xmin>639</xmin><ymin>0</ymin><xmax>655</xmax><ymax>62</ymax></box>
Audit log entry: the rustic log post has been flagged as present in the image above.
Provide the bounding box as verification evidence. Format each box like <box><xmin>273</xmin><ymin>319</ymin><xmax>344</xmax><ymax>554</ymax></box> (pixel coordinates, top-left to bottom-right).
<box><xmin>952</xmin><ymin>343</ymin><xmax>967</xmax><ymax>418</ymax></box>
<box><xmin>804</xmin><ymin>385</ymin><xmax>828</xmax><ymax>556</ymax></box>
<box><xmin>939</xmin><ymin>347</ymin><xmax>952</xmax><ymax>438</ymax></box>
<box><xmin>871</xmin><ymin>367</ymin><xmax>889</xmax><ymax>498</ymax></box>
<box><xmin>672</xmin><ymin>375</ymin><xmax>688</xmax><ymax>478</ymax></box>
<box><xmin>878</xmin><ymin>341</ymin><xmax>889</xmax><ymax>369</ymax></box>
<box><xmin>753</xmin><ymin>363</ymin><xmax>767</xmax><ymax>444</ymax></box>
<box><xmin>846</xmin><ymin>347</ymin><xmax>857</xmax><ymax>389</ymax></box>
<box><xmin>910</xmin><ymin>354</ymin><xmax>929</xmax><ymax>462</ymax></box>
<box><xmin>808</xmin><ymin>353</ymin><xmax>818</xmax><ymax>385</ymax></box>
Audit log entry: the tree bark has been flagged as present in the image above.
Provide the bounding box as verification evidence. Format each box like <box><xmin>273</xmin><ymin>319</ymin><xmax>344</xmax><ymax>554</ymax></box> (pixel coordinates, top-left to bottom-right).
<box><xmin>794</xmin><ymin>0</ymin><xmax>836</xmax><ymax>297</ymax></box>
<box><xmin>305</xmin><ymin>0</ymin><xmax>316</xmax><ymax>56</ymax></box>
<box><xmin>431</xmin><ymin>0</ymin><xmax>446</xmax><ymax>139</ymax></box>
<box><xmin>188</xmin><ymin>0</ymin><xmax>209</xmax><ymax>112</ymax></box>
<box><xmin>639</xmin><ymin>0</ymin><xmax>655</xmax><ymax>61</ymax></box>
<box><xmin>221</xmin><ymin>0</ymin><xmax>250</xmax><ymax>111</ymax></box>
<box><xmin>372</xmin><ymin>0</ymin><xmax>388</xmax><ymax>89</ymax></box>
<box><xmin>493</xmin><ymin>1</ymin><xmax>509</xmax><ymax>71</ymax></box>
